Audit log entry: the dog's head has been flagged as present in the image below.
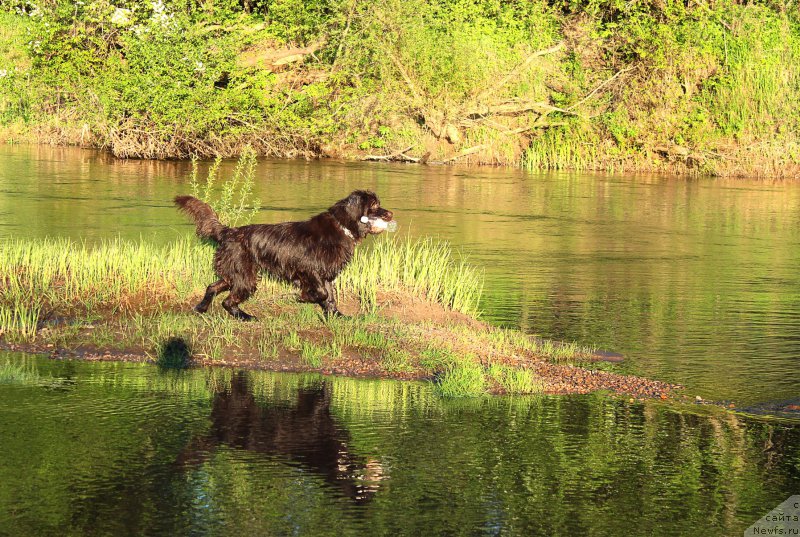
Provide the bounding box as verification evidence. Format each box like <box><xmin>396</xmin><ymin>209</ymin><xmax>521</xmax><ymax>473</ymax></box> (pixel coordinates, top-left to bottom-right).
<box><xmin>330</xmin><ymin>190</ymin><xmax>394</xmax><ymax>239</ymax></box>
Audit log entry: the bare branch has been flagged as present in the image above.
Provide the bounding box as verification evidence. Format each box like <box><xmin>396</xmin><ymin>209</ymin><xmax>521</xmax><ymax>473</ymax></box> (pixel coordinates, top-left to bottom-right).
<box><xmin>566</xmin><ymin>66</ymin><xmax>638</xmax><ymax>112</ymax></box>
<box><xmin>471</xmin><ymin>42</ymin><xmax>564</xmax><ymax>104</ymax></box>
<box><xmin>429</xmin><ymin>145</ymin><xmax>487</xmax><ymax>164</ymax></box>
<box><xmin>387</xmin><ymin>50</ymin><xmax>424</xmax><ymax>105</ymax></box>
<box><xmin>363</xmin><ymin>145</ymin><xmax>418</xmax><ymax>162</ymax></box>
<box><xmin>463</xmin><ymin>99</ymin><xmax>577</xmax><ymax>120</ymax></box>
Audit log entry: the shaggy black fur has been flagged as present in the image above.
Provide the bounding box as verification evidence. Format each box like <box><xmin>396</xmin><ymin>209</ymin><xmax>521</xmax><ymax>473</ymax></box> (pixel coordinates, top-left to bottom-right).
<box><xmin>174</xmin><ymin>190</ymin><xmax>393</xmax><ymax>320</ymax></box>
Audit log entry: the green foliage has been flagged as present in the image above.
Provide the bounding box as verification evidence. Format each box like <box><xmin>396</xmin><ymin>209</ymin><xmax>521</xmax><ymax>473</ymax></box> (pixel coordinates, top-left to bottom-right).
<box><xmin>2</xmin><ymin>0</ymin><xmax>799</xmax><ymax>172</ymax></box>
<box><xmin>1</xmin><ymin>0</ymin><xmax>272</xmax><ymax>155</ymax></box>
<box><xmin>705</xmin><ymin>8</ymin><xmax>800</xmax><ymax>139</ymax></box>
<box><xmin>261</xmin><ymin>0</ymin><xmax>338</xmax><ymax>44</ymax></box>
<box><xmin>0</xmin><ymin>12</ymin><xmax>31</xmax><ymax>124</ymax></box>
<box><xmin>336</xmin><ymin>0</ymin><xmax>559</xmax><ymax>106</ymax></box>
<box><xmin>190</xmin><ymin>147</ymin><xmax>261</xmax><ymax>227</ymax></box>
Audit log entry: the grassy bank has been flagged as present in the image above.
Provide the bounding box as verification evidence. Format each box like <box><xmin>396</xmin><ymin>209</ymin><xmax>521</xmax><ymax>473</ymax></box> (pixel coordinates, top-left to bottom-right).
<box><xmin>1</xmin><ymin>1</ymin><xmax>798</xmax><ymax>177</ymax></box>
<box><xmin>0</xmin><ymin>234</ymin><xmax>679</xmax><ymax>397</ymax></box>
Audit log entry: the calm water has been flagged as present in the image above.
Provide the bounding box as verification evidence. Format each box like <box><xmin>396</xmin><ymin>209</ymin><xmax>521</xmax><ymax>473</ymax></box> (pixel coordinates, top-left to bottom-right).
<box><xmin>0</xmin><ymin>354</ymin><xmax>798</xmax><ymax>536</ymax></box>
<box><xmin>1</xmin><ymin>145</ymin><xmax>799</xmax><ymax>535</ymax></box>
<box><xmin>1</xmin><ymin>145</ymin><xmax>798</xmax><ymax>404</ymax></box>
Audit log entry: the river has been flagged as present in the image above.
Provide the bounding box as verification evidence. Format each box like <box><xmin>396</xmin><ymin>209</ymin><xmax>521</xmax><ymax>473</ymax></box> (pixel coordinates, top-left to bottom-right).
<box><xmin>0</xmin><ymin>145</ymin><xmax>798</xmax><ymax>535</ymax></box>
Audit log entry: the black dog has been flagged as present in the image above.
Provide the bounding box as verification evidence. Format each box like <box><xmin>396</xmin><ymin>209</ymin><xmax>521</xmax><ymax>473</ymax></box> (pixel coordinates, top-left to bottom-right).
<box><xmin>175</xmin><ymin>190</ymin><xmax>393</xmax><ymax>320</ymax></box>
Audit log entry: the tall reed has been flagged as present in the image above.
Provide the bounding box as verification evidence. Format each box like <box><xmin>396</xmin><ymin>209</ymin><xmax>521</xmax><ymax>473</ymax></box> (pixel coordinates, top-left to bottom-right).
<box><xmin>339</xmin><ymin>234</ymin><xmax>484</xmax><ymax>315</ymax></box>
<box><xmin>0</xmin><ymin>233</ymin><xmax>484</xmax><ymax>340</ymax></box>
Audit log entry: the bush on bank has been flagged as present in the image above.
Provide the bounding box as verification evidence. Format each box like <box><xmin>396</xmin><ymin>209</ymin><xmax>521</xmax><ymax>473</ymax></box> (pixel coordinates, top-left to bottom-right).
<box><xmin>0</xmin><ymin>0</ymin><xmax>798</xmax><ymax>175</ymax></box>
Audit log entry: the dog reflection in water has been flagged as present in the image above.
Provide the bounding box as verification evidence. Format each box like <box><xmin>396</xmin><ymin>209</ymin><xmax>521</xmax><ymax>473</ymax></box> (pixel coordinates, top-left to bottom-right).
<box><xmin>176</xmin><ymin>372</ymin><xmax>384</xmax><ymax>503</ymax></box>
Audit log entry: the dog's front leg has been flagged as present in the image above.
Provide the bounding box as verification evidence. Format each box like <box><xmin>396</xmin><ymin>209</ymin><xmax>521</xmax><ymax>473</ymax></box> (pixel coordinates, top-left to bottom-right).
<box><xmin>301</xmin><ymin>278</ymin><xmax>344</xmax><ymax>318</ymax></box>
<box><xmin>322</xmin><ymin>280</ymin><xmax>346</xmax><ymax>318</ymax></box>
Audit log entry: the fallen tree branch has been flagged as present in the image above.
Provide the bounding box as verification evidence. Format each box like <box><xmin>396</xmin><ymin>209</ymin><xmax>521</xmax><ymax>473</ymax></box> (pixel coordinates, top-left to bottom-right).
<box><xmin>237</xmin><ymin>40</ymin><xmax>327</xmax><ymax>70</ymax></box>
<box><xmin>363</xmin><ymin>145</ymin><xmax>419</xmax><ymax>162</ymax></box>
<box><xmin>463</xmin><ymin>100</ymin><xmax>577</xmax><ymax>120</ymax></box>
<box><xmin>427</xmin><ymin>145</ymin><xmax>487</xmax><ymax>165</ymax></box>
<box><xmin>474</xmin><ymin>118</ymin><xmax>567</xmax><ymax>135</ymax></box>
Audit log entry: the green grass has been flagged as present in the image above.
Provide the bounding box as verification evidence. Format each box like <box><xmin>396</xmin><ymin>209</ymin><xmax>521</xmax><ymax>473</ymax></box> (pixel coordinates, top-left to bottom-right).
<box><xmin>334</xmin><ymin>325</ymin><xmax>390</xmax><ymax>350</ymax></box>
<box><xmin>434</xmin><ymin>362</ymin><xmax>488</xmax><ymax>398</ymax></box>
<box><xmin>488</xmin><ymin>364</ymin><xmax>544</xmax><ymax>395</ymax></box>
<box><xmin>300</xmin><ymin>340</ymin><xmax>327</xmax><ymax>368</ymax></box>
<box><xmin>0</xmin><ymin>300</ymin><xmax>41</xmax><ymax>343</ymax></box>
<box><xmin>256</xmin><ymin>334</ymin><xmax>279</xmax><ymax>359</ymax></box>
<box><xmin>0</xmin><ymin>234</ymin><xmax>602</xmax><ymax>397</ymax></box>
<box><xmin>523</xmin><ymin>122</ymin><xmax>599</xmax><ymax>172</ymax></box>
<box><xmin>340</xmin><ymin>235</ymin><xmax>484</xmax><ymax>316</ymax></box>
<box><xmin>381</xmin><ymin>347</ymin><xmax>414</xmax><ymax>373</ymax></box>
<box><xmin>419</xmin><ymin>347</ymin><xmax>458</xmax><ymax>373</ymax></box>
<box><xmin>283</xmin><ymin>331</ymin><xmax>302</xmax><ymax>351</ymax></box>
<box><xmin>299</xmin><ymin>339</ymin><xmax>343</xmax><ymax>367</ymax></box>
<box><xmin>0</xmin><ymin>233</ymin><xmax>482</xmax><ymax>325</ymax></box>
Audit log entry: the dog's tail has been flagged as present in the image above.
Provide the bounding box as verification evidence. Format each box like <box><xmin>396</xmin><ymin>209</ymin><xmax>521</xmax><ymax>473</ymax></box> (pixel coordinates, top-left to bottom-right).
<box><xmin>174</xmin><ymin>196</ymin><xmax>227</xmax><ymax>242</ymax></box>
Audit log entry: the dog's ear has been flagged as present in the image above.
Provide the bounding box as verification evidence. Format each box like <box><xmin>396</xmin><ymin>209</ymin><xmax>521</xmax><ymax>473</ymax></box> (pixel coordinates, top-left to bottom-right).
<box><xmin>330</xmin><ymin>191</ymin><xmax>366</xmax><ymax>225</ymax></box>
<box><xmin>349</xmin><ymin>190</ymin><xmax>378</xmax><ymax>215</ymax></box>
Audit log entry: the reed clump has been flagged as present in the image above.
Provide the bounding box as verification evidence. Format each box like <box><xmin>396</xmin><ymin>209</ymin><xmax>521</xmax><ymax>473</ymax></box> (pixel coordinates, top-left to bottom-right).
<box><xmin>0</xmin><ymin>232</ymin><xmax>483</xmax><ymax>336</ymax></box>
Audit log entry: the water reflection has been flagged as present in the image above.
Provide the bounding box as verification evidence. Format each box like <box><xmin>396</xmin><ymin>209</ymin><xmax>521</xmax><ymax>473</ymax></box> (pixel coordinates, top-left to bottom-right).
<box><xmin>0</xmin><ymin>355</ymin><xmax>798</xmax><ymax>535</ymax></box>
<box><xmin>177</xmin><ymin>373</ymin><xmax>384</xmax><ymax>504</ymax></box>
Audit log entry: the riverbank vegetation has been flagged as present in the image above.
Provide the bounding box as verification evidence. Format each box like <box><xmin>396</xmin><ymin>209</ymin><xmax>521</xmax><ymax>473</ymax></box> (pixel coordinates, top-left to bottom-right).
<box><xmin>0</xmin><ymin>0</ymin><xmax>798</xmax><ymax>176</ymax></box>
<box><xmin>0</xmin><ymin>232</ymin><xmax>598</xmax><ymax>394</ymax></box>
<box><xmin>0</xmin><ymin>232</ymin><xmax>679</xmax><ymax>397</ymax></box>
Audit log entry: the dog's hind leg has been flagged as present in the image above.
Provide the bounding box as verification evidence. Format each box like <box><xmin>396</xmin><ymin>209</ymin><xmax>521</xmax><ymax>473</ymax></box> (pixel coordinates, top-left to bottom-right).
<box><xmin>214</xmin><ymin>243</ymin><xmax>258</xmax><ymax>321</ymax></box>
<box><xmin>194</xmin><ymin>279</ymin><xmax>230</xmax><ymax>314</ymax></box>
<box><xmin>221</xmin><ymin>272</ymin><xmax>259</xmax><ymax>321</ymax></box>
<box><xmin>222</xmin><ymin>289</ymin><xmax>257</xmax><ymax>321</ymax></box>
